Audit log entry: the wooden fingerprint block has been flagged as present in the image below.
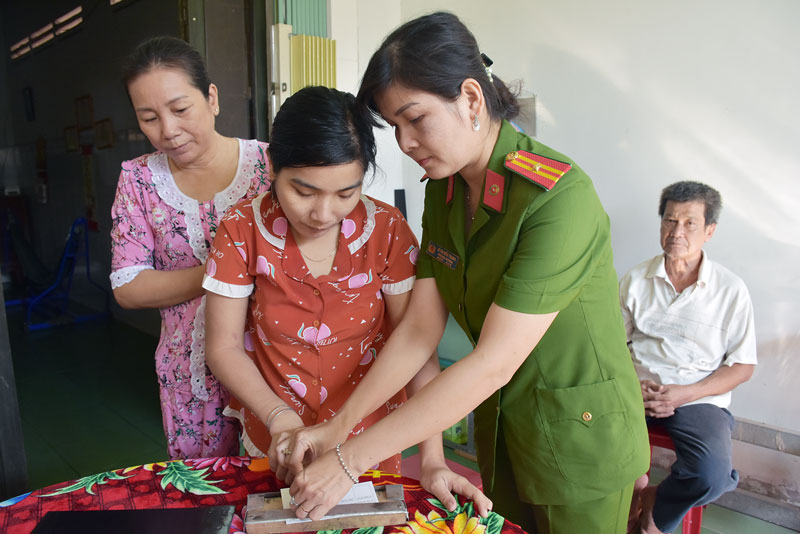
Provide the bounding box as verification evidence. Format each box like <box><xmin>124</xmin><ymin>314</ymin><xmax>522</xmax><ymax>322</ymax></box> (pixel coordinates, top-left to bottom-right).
<box><xmin>245</xmin><ymin>484</ymin><xmax>407</xmax><ymax>533</ymax></box>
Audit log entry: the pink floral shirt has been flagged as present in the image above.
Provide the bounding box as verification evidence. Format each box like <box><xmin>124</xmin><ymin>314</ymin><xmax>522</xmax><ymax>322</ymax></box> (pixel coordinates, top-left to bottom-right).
<box><xmin>110</xmin><ymin>139</ymin><xmax>271</xmax><ymax>401</ymax></box>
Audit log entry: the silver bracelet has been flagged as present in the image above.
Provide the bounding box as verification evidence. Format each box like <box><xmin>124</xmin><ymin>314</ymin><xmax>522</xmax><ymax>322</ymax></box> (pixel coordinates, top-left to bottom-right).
<box><xmin>265</xmin><ymin>405</ymin><xmax>292</xmax><ymax>431</ymax></box>
<box><xmin>335</xmin><ymin>443</ymin><xmax>359</xmax><ymax>484</ymax></box>
<box><xmin>265</xmin><ymin>404</ymin><xmax>288</xmax><ymax>422</ymax></box>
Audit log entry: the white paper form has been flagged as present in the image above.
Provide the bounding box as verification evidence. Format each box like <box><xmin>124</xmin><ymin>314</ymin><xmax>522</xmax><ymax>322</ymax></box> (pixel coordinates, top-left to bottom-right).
<box><xmin>284</xmin><ymin>482</ymin><xmax>379</xmax><ymax>524</ymax></box>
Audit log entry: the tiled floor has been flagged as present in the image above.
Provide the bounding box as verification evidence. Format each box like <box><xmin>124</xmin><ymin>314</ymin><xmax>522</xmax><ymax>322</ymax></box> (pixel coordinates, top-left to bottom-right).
<box><xmin>5</xmin><ymin>308</ymin><xmax>797</xmax><ymax>532</ymax></box>
<box><xmin>646</xmin><ymin>467</ymin><xmax>797</xmax><ymax>533</ymax></box>
<box><xmin>7</xmin><ymin>306</ymin><xmax>167</xmax><ymax>491</ymax></box>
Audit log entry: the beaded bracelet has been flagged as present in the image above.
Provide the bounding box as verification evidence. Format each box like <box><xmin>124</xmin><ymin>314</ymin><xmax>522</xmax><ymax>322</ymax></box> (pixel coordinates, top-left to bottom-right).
<box><xmin>335</xmin><ymin>443</ymin><xmax>359</xmax><ymax>484</ymax></box>
<box><xmin>265</xmin><ymin>405</ymin><xmax>292</xmax><ymax>431</ymax></box>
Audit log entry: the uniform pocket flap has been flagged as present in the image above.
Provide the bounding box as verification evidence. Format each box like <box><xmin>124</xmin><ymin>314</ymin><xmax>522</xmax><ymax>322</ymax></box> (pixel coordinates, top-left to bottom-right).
<box><xmin>535</xmin><ymin>378</ymin><xmax>624</xmax><ymax>427</ymax></box>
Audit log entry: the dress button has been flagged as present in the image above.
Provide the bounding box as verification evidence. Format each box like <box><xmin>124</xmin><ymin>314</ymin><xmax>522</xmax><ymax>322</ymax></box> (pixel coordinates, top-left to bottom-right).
<box><xmin>313</xmin><ymin>320</ymin><xmax>320</xmax><ymax>327</ymax></box>
<box><xmin>582</xmin><ymin>411</ymin><xmax>592</xmax><ymax>422</ymax></box>
<box><xmin>312</xmin><ymin>379</ymin><xmax>318</xmax><ymax>386</ymax></box>
<box><xmin>313</xmin><ymin>289</ymin><xmax>320</xmax><ymax>296</ymax></box>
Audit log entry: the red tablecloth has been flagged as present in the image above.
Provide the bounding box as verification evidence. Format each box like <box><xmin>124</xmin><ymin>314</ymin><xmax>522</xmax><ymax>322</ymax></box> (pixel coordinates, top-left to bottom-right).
<box><xmin>0</xmin><ymin>456</ymin><xmax>524</xmax><ymax>534</ymax></box>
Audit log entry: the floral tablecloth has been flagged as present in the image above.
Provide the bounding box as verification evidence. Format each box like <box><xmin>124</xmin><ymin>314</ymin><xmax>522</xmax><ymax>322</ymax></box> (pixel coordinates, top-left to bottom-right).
<box><xmin>0</xmin><ymin>456</ymin><xmax>524</xmax><ymax>534</ymax></box>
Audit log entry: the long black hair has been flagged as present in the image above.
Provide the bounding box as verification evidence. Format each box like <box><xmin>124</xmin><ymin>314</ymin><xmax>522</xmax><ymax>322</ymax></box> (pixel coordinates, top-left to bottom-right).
<box><xmin>269</xmin><ymin>86</ymin><xmax>377</xmax><ymax>176</ymax></box>
<box><xmin>357</xmin><ymin>11</ymin><xmax>519</xmax><ymax>123</ymax></box>
<box><xmin>121</xmin><ymin>36</ymin><xmax>212</xmax><ymax>98</ymax></box>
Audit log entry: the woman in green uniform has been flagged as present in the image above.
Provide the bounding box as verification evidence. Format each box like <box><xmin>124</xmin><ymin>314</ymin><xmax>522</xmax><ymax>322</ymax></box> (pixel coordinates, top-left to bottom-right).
<box><xmin>280</xmin><ymin>12</ymin><xmax>649</xmax><ymax>533</ymax></box>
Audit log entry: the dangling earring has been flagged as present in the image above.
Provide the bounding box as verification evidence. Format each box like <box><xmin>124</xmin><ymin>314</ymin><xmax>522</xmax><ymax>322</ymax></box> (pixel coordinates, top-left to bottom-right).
<box><xmin>472</xmin><ymin>114</ymin><xmax>480</xmax><ymax>132</ymax></box>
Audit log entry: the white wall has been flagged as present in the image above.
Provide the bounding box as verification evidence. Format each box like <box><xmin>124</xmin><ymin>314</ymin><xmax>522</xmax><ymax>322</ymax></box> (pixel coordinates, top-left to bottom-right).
<box><xmin>336</xmin><ymin>0</ymin><xmax>800</xmax><ymax>434</ymax></box>
<box><xmin>331</xmin><ymin>0</ymin><xmax>406</xmax><ymax>208</ymax></box>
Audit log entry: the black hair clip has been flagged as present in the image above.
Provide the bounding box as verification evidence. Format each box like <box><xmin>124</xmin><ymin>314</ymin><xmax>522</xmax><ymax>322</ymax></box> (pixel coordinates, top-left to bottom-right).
<box><xmin>480</xmin><ymin>53</ymin><xmax>494</xmax><ymax>82</ymax></box>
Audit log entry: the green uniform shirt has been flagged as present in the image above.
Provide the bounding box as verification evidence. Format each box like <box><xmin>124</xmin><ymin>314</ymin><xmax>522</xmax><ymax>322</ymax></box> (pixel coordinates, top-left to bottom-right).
<box><xmin>417</xmin><ymin>120</ymin><xmax>649</xmax><ymax>505</ymax></box>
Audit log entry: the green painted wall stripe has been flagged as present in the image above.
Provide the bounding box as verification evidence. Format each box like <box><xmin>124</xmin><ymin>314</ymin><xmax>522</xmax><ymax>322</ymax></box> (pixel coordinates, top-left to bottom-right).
<box><xmin>274</xmin><ymin>0</ymin><xmax>326</xmax><ymax>38</ymax></box>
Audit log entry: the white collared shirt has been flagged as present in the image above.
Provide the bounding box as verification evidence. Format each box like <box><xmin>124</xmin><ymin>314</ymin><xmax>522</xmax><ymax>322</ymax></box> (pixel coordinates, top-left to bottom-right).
<box><xmin>619</xmin><ymin>252</ymin><xmax>757</xmax><ymax>408</ymax></box>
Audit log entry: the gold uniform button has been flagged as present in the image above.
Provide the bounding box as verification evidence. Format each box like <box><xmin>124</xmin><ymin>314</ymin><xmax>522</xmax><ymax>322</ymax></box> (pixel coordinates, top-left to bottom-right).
<box><xmin>489</xmin><ymin>184</ymin><xmax>500</xmax><ymax>196</ymax></box>
<box><xmin>505</xmin><ymin>151</ymin><xmax>518</xmax><ymax>162</ymax></box>
<box><xmin>582</xmin><ymin>411</ymin><xmax>592</xmax><ymax>422</ymax></box>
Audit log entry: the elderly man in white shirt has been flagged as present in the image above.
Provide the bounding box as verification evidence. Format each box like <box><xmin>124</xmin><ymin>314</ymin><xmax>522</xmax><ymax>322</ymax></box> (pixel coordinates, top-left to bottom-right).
<box><xmin>619</xmin><ymin>181</ymin><xmax>757</xmax><ymax>534</ymax></box>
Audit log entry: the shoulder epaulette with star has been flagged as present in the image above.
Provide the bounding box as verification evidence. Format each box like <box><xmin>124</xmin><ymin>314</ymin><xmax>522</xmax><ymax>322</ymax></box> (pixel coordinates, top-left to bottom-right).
<box><xmin>504</xmin><ymin>150</ymin><xmax>572</xmax><ymax>191</ymax></box>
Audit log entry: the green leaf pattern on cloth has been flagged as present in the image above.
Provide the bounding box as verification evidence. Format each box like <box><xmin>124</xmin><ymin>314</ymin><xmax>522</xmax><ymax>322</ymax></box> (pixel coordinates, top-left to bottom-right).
<box><xmin>426</xmin><ymin>496</ymin><xmax>504</xmax><ymax>534</ymax></box>
<box><xmin>480</xmin><ymin>513</ymin><xmax>504</xmax><ymax>534</ymax></box>
<box><xmin>157</xmin><ymin>461</ymin><xmax>227</xmax><ymax>495</ymax></box>
<box><xmin>40</xmin><ymin>471</ymin><xmax>131</xmax><ymax>496</ymax></box>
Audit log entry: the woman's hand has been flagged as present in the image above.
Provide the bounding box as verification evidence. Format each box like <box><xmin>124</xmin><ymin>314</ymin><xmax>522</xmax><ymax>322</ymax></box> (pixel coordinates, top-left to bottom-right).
<box><xmin>419</xmin><ymin>462</ymin><xmax>492</xmax><ymax>518</ymax></box>
<box><xmin>266</xmin><ymin>410</ymin><xmax>305</xmax><ymax>483</ymax></box>
<box><xmin>289</xmin><ymin>448</ymin><xmax>355</xmax><ymax>520</ymax></box>
<box><xmin>277</xmin><ymin>420</ymin><xmax>347</xmax><ymax>480</ymax></box>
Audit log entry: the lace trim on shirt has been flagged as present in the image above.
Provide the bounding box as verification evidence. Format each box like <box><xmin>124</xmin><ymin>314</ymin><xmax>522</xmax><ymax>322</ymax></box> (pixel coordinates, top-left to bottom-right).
<box><xmin>189</xmin><ymin>294</ymin><xmax>210</xmax><ymax>402</ymax></box>
<box><xmin>148</xmin><ymin>153</ymin><xmax>205</xmax><ymax>262</ymax></box>
<box><xmin>148</xmin><ymin>140</ymin><xmax>260</xmax><ymax>405</ymax></box>
<box><xmin>148</xmin><ymin>139</ymin><xmax>256</xmax><ymax>263</ymax></box>
<box><xmin>222</xmin><ymin>406</ymin><xmax>266</xmax><ymax>457</ymax></box>
<box><xmin>348</xmin><ymin>196</ymin><xmax>376</xmax><ymax>254</ymax></box>
<box><xmin>202</xmin><ymin>275</ymin><xmax>254</xmax><ymax>298</ymax></box>
<box><xmin>109</xmin><ymin>265</ymin><xmax>154</xmax><ymax>289</ymax></box>
<box><xmin>214</xmin><ymin>139</ymin><xmax>260</xmax><ymax>216</ymax></box>
<box><xmin>382</xmin><ymin>275</ymin><xmax>416</xmax><ymax>295</ymax></box>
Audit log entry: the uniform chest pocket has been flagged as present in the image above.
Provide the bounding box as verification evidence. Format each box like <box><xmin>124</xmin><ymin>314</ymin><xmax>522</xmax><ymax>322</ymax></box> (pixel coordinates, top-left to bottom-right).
<box><xmin>534</xmin><ymin>378</ymin><xmax>636</xmax><ymax>483</ymax></box>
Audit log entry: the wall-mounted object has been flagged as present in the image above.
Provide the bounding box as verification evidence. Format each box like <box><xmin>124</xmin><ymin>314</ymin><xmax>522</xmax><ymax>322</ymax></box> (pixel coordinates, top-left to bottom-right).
<box><xmin>394</xmin><ymin>189</ymin><xmax>407</xmax><ymax>219</ymax></box>
<box><xmin>10</xmin><ymin>36</ymin><xmax>31</xmax><ymax>60</ymax></box>
<box><xmin>55</xmin><ymin>6</ymin><xmax>83</xmax><ymax>35</ymax></box>
<box><xmin>64</xmin><ymin>126</ymin><xmax>79</xmax><ymax>152</ymax></box>
<box><xmin>290</xmin><ymin>33</ymin><xmax>336</xmax><ymax>94</ymax></box>
<box><xmin>75</xmin><ymin>94</ymin><xmax>93</xmax><ymax>130</ymax></box>
<box><xmin>271</xmin><ymin>24</ymin><xmax>292</xmax><ymax>116</ymax></box>
<box><xmin>94</xmin><ymin>118</ymin><xmax>113</xmax><ymax>149</ymax></box>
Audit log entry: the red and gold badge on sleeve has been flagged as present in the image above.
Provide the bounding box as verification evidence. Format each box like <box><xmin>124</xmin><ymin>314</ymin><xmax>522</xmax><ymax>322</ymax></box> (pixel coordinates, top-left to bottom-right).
<box><xmin>504</xmin><ymin>150</ymin><xmax>571</xmax><ymax>191</ymax></box>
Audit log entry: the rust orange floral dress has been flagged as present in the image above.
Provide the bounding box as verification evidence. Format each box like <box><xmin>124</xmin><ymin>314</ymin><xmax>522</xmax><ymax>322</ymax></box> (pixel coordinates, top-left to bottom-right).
<box><xmin>203</xmin><ymin>192</ymin><xmax>420</xmax><ymax>473</ymax></box>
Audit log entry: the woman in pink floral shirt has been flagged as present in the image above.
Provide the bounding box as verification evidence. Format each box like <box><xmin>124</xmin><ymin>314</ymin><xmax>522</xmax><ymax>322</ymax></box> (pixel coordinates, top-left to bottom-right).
<box><xmin>110</xmin><ymin>37</ymin><xmax>270</xmax><ymax>459</ymax></box>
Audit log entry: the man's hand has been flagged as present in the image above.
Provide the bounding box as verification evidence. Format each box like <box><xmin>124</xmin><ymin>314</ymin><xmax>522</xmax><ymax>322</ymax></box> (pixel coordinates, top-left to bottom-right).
<box><xmin>640</xmin><ymin>380</ymin><xmax>694</xmax><ymax>418</ymax></box>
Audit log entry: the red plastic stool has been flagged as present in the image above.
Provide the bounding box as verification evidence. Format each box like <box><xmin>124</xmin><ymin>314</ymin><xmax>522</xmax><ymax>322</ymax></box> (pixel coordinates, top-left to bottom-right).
<box><xmin>648</xmin><ymin>426</ymin><xmax>705</xmax><ymax>534</ymax></box>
